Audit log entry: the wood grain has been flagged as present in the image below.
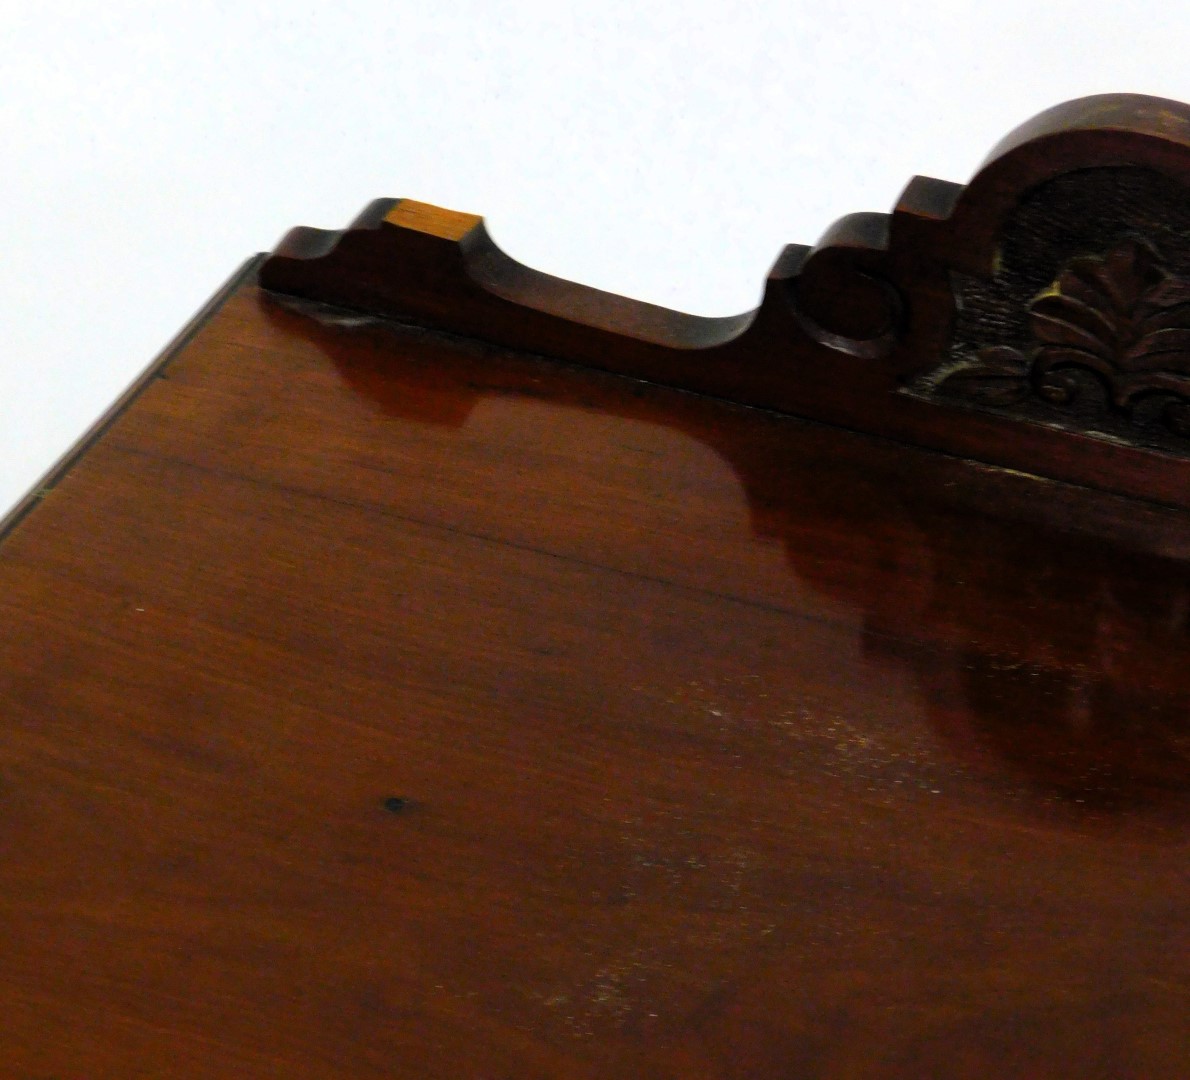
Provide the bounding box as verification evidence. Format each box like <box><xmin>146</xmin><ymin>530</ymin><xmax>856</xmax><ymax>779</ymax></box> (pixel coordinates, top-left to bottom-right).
<box><xmin>0</xmin><ymin>276</ymin><xmax>1185</xmax><ymax>1078</ymax></box>
<box><xmin>384</xmin><ymin>199</ymin><xmax>483</xmax><ymax>240</ymax></box>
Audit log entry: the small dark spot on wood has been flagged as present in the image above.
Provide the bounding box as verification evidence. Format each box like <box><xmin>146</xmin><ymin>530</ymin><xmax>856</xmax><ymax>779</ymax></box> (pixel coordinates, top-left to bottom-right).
<box><xmin>383</xmin><ymin>796</ymin><xmax>409</xmax><ymax>813</ymax></box>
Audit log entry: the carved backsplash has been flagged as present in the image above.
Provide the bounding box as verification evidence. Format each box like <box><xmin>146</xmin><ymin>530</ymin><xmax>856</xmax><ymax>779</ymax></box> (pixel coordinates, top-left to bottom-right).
<box><xmin>262</xmin><ymin>95</ymin><xmax>1190</xmax><ymax>508</ymax></box>
<box><xmin>911</xmin><ymin>167</ymin><xmax>1190</xmax><ymax>452</ymax></box>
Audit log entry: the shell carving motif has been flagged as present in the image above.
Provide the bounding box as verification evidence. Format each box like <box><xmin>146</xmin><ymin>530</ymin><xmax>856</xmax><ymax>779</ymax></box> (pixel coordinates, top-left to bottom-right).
<box><xmin>941</xmin><ymin>240</ymin><xmax>1190</xmax><ymax>436</ymax></box>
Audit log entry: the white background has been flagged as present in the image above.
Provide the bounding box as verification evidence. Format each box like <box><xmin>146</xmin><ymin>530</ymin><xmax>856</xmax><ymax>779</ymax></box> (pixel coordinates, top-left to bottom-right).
<box><xmin>5</xmin><ymin>2</ymin><xmax>1190</xmax><ymax>516</ymax></box>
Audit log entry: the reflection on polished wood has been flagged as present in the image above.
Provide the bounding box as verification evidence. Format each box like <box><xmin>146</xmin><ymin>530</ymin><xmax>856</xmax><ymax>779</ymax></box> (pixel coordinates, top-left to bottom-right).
<box><xmin>0</xmin><ymin>266</ymin><xmax>1185</xmax><ymax>1077</ymax></box>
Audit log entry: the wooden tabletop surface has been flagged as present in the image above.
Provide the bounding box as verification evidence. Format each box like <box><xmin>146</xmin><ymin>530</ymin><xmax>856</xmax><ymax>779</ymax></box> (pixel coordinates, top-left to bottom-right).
<box><xmin>0</xmin><ymin>264</ymin><xmax>1186</xmax><ymax>1078</ymax></box>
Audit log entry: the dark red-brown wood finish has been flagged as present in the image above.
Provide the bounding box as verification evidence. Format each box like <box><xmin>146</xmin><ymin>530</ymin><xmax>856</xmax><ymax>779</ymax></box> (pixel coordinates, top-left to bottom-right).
<box><xmin>263</xmin><ymin>93</ymin><xmax>1190</xmax><ymax>510</ymax></box>
<box><xmin>0</xmin><ymin>96</ymin><xmax>1186</xmax><ymax>1077</ymax></box>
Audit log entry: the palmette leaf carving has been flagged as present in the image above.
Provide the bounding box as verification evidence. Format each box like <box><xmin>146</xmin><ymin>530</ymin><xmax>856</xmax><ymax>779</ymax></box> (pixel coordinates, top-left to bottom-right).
<box><xmin>940</xmin><ymin>239</ymin><xmax>1190</xmax><ymax>437</ymax></box>
<box><xmin>936</xmin><ymin>346</ymin><xmax>1032</xmax><ymax>406</ymax></box>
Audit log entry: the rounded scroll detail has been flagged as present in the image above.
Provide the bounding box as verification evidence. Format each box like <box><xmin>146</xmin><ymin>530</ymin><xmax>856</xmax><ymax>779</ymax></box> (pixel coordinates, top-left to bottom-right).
<box><xmin>787</xmin><ymin>211</ymin><xmax>903</xmax><ymax>359</ymax></box>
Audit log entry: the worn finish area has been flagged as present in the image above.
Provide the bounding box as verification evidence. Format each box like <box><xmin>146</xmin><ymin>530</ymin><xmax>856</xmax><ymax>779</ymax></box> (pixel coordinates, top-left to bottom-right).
<box><xmin>0</xmin><ymin>263</ymin><xmax>1186</xmax><ymax>1078</ymax></box>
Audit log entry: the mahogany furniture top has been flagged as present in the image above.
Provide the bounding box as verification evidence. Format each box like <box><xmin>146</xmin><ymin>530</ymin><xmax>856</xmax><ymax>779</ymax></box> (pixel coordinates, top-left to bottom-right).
<box><xmin>0</xmin><ymin>94</ymin><xmax>1186</xmax><ymax>1077</ymax></box>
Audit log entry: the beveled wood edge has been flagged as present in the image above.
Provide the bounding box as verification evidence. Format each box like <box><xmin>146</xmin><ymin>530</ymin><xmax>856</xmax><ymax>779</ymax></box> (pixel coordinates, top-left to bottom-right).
<box><xmin>0</xmin><ymin>255</ymin><xmax>267</xmax><ymax>547</ymax></box>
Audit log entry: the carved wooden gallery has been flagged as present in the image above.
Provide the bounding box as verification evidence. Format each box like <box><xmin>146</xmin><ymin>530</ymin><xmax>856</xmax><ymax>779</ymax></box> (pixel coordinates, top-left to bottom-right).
<box><xmin>0</xmin><ymin>94</ymin><xmax>1185</xmax><ymax>1077</ymax></box>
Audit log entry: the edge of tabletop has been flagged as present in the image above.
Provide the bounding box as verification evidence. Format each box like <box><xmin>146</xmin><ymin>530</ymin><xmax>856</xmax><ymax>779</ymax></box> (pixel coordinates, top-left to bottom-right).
<box><xmin>0</xmin><ymin>254</ymin><xmax>267</xmax><ymax>547</ymax></box>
